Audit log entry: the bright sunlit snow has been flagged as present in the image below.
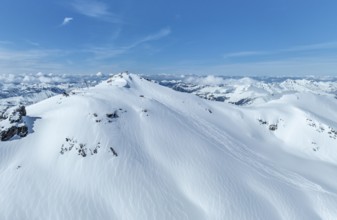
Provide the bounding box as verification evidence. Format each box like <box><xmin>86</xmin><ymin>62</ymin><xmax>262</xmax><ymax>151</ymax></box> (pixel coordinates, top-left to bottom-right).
<box><xmin>1</xmin><ymin>73</ymin><xmax>337</xmax><ymax>219</ymax></box>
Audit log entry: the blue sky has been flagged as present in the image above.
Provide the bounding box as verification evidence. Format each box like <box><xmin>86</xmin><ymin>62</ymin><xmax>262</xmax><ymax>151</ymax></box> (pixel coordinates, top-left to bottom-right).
<box><xmin>0</xmin><ymin>0</ymin><xmax>337</xmax><ymax>75</ymax></box>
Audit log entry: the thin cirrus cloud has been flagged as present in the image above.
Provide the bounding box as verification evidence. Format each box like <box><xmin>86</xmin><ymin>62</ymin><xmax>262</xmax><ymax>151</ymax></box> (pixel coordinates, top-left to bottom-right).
<box><xmin>86</xmin><ymin>27</ymin><xmax>172</xmax><ymax>60</ymax></box>
<box><xmin>154</xmin><ymin>56</ymin><xmax>337</xmax><ymax>76</ymax></box>
<box><xmin>61</xmin><ymin>17</ymin><xmax>74</xmax><ymax>26</ymax></box>
<box><xmin>0</xmin><ymin>48</ymin><xmax>69</xmax><ymax>74</ymax></box>
<box><xmin>0</xmin><ymin>40</ymin><xmax>13</xmax><ymax>45</ymax></box>
<box><xmin>223</xmin><ymin>51</ymin><xmax>268</xmax><ymax>59</ymax></box>
<box><xmin>0</xmin><ymin>27</ymin><xmax>171</xmax><ymax>74</ymax></box>
<box><xmin>224</xmin><ymin>41</ymin><xmax>337</xmax><ymax>59</ymax></box>
<box><xmin>130</xmin><ymin>27</ymin><xmax>171</xmax><ymax>48</ymax></box>
<box><xmin>25</xmin><ymin>40</ymin><xmax>40</xmax><ymax>47</ymax></box>
<box><xmin>70</xmin><ymin>0</ymin><xmax>122</xmax><ymax>23</ymax></box>
<box><xmin>282</xmin><ymin>41</ymin><xmax>337</xmax><ymax>52</ymax></box>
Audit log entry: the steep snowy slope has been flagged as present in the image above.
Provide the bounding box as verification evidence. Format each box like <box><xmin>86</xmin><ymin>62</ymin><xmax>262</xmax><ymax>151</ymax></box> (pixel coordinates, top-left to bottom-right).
<box><xmin>1</xmin><ymin>73</ymin><xmax>337</xmax><ymax>220</ymax></box>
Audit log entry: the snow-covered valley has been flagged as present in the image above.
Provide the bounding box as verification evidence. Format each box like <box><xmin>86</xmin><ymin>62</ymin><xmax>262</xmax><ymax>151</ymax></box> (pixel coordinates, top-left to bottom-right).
<box><xmin>1</xmin><ymin>73</ymin><xmax>337</xmax><ymax>219</ymax></box>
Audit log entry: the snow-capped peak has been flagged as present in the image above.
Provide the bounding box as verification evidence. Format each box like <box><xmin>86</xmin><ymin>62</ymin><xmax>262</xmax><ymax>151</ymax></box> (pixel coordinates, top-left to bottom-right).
<box><xmin>1</xmin><ymin>73</ymin><xmax>337</xmax><ymax>219</ymax></box>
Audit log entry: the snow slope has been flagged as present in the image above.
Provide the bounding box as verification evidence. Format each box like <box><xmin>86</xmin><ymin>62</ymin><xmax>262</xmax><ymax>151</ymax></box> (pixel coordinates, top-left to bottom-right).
<box><xmin>1</xmin><ymin>73</ymin><xmax>337</xmax><ymax>219</ymax></box>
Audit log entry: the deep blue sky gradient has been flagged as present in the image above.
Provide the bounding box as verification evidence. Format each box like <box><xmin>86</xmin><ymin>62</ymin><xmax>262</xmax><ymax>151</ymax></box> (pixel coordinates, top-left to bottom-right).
<box><xmin>1</xmin><ymin>0</ymin><xmax>337</xmax><ymax>75</ymax></box>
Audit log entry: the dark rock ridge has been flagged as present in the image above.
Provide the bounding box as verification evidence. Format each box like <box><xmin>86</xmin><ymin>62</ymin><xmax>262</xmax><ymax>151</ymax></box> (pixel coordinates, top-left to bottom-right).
<box><xmin>0</xmin><ymin>105</ymin><xmax>29</xmax><ymax>141</ymax></box>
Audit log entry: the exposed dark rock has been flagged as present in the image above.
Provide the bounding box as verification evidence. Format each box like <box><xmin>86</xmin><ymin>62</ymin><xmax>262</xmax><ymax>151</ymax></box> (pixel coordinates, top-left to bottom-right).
<box><xmin>0</xmin><ymin>105</ymin><xmax>30</xmax><ymax>141</ymax></box>
<box><xmin>328</xmin><ymin>127</ymin><xmax>337</xmax><ymax>139</ymax></box>
<box><xmin>229</xmin><ymin>98</ymin><xmax>252</xmax><ymax>106</ymax></box>
<box><xmin>110</xmin><ymin>147</ymin><xmax>118</xmax><ymax>157</ymax></box>
<box><xmin>17</xmin><ymin>125</ymin><xmax>28</xmax><ymax>137</ymax></box>
<box><xmin>78</xmin><ymin>143</ymin><xmax>87</xmax><ymax>157</ymax></box>
<box><xmin>16</xmin><ymin>106</ymin><xmax>26</xmax><ymax>117</ymax></box>
<box><xmin>0</xmin><ymin>126</ymin><xmax>18</xmax><ymax>141</ymax></box>
<box><xmin>79</xmin><ymin>149</ymin><xmax>87</xmax><ymax>157</ymax></box>
<box><xmin>269</xmin><ymin>124</ymin><xmax>278</xmax><ymax>131</ymax></box>
<box><xmin>8</xmin><ymin>106</ymin><xmax>26</xmax><ymax>123</ymax></box>
<box><xmin>258</xmin><ymin>119</ymin><xmax>268</xmax><ymax>125</ymax></box>
<box><xmin>106</xmin><ymin>111</ymin><xmax>118</xmax><ymax>119</ymax></box>
<box><xmin>172</xmin><ymin>83</ymin><xmax>201</xmax><ymax>93</ymax></box>
<box><xmin>61</xmin><ymin>138</ymin><xmax>103</xmax><ymax>157</ymax></box>
<box><xmin>215</xmin><ymin>96</ymin><xmax>228</xmax><ymax>102</ymax></box>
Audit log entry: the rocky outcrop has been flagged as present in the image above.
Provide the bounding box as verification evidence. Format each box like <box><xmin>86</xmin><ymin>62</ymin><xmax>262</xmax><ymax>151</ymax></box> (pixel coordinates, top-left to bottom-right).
<box><xmin>0</xmin><ymin>126</ymin><xmax>18</xmax><ymax>141</ymax></box>
<box><xmin>17</xmin><ymin>125</ymin><xmax>29</xmax><ymax>137</ymax></box>
<box><xmin>0</xmin><ymin>106</ymin><xmax>29</xmax><ymax>141</ymax></box>
<box><xmin>106</xmin><ymin>111</ymin><xmax>119</xmax><ymax>119</ymax></box>
<box><xmin>269</xmin><ymin>124</ymin><xmax>278</xmax><ymax>131</ymax></box>
<box><xmin>257</xmin><ymin>119</ymin><xmax>279</xmax><ymax>132</ymax></box>
<box><xmin>8</xmin><ymin>106</ymin><xmax>26</xmax><ymax>123</ymax></box>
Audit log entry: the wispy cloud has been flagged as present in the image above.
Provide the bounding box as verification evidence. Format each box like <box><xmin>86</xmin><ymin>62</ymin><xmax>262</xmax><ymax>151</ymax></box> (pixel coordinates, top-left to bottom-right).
<box><xmin>283</xmin><ymin>41</ymin><xmax>337</xmax><ymax>52</ymax></box>
<box><xmin>224</xmin><ymin>41</ymin><xmax>337</xmax><ymax>59</ymax></box>
<box><xmin>127</xmin><ymin>27</ymin><xmax>171</xmax><ymax>48</ymax></box>
<box><xmin>71</xmin><ymin>0</ymin><xmax>122</xmax><ymax>23</ymax></box>
<box><xmin>0</xmin><ymin>47</ymin><xmax>72</xmax><ymax>74</ymax></box>
<box><xmin>140</xmin><ymin>28</ymin><xmax>172</xmax><ymax>42</ymax></box>
<box><xmin>110</xmin><ymin>28</ymin><xmax>122</xmax><ymax>40</ymax></box>
<box><xmin>216</xmin><ymin>57</ymin><xmax>337</xmax><ymax>76</ymax></box>
<box><xmin>0</xmin><ymin>27</ymin><xmax>171</xmax><ymax>74</ymax></box>
<box><xmin>26</xmin><ymin>40</ymin><xmax>40</xmax><ymax>47</ymax></box>
<box><xmin>223</xmin><ymin>51</ymin><xmax>268</xmax><ymax>58</ymax></box>
<box><xmin>0</xmin><ymin>40</ymin><xmax>13</xmax><ymax>45</ymax></box>
<box><xmin>61</xmin><ymin>17</ymin><xmax>74</xmax><ymax>26</ymax></box>
<box><xmin>86</xmin><ymin>27</ymin><xmax>172</xmax><ymax>59</ymax></box>
<box><xmin>156</xmin><ymin>55</ymin><xmax>337</xmax><ymax>76</ymax></box>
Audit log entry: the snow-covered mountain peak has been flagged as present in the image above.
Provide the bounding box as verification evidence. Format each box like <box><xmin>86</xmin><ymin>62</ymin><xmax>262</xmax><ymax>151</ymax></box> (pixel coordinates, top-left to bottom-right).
<box><xmin>102</xmin><ymin>72</ymin><xmax>133</xmax><ymax>88</ymax></box>
<box><xmin>1</xmin><ymin>74</ymin><xmax>337</xmax><ymax>219</ymax></box>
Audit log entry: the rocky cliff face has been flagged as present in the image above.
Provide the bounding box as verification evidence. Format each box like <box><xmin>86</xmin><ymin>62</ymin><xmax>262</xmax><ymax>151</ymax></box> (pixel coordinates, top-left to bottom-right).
<box><xmin>0</xmin><ymin>105</ymin><xmax>28</xmax><ymax>141</ymax></box>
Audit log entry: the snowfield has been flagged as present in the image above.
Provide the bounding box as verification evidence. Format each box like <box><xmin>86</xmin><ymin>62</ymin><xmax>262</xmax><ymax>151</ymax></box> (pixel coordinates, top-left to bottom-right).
<box><xmin>1</xmin><ymin>73</ymin><xmax>337</xmax><ymax>219</ymax></box>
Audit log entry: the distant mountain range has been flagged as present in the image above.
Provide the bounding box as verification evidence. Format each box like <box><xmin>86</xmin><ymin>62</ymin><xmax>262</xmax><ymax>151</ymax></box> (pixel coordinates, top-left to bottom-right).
<box><xmin>2</xmin><ymin>73</ymin><xmax>337</xmax><ymax>112</ymax></box>
<box><xmin>159</xmin><ymin>75</ymin><xmax>337</xmax><ymax>105</ymax></box>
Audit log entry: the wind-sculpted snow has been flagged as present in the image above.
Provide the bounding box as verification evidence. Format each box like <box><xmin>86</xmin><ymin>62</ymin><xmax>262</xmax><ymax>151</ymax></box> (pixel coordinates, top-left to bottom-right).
<box><xmin>1</xmin><ymin>73</ymin><xmax>337</xmax><ymax>219</ymax></box>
